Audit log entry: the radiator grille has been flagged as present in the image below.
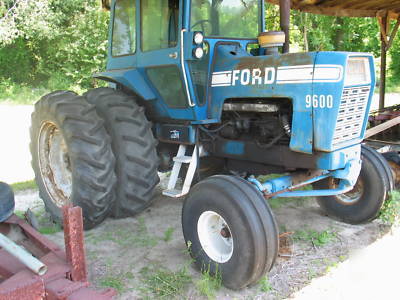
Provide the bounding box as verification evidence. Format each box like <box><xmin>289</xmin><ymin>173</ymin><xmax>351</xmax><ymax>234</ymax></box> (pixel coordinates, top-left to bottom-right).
<box><xmin>332</xmin><ymin>86</ymin><xmax>371</xmax><ymax>147</ymax></box>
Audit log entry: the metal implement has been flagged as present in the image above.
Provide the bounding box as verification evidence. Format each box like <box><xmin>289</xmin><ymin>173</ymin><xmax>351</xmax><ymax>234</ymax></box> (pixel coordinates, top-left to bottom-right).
<box><xmin>0</xmin><ymin>206</ymin><xmax>116</xmax><ymax>299</ymax></box>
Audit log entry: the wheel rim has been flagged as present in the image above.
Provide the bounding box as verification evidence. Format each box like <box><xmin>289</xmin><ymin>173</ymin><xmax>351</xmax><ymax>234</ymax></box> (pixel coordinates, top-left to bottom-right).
<box><xmin>334</xmin><ymin>178</ymin><xmax>364</xmax><ymax>205</ymax></box>
<box><xmin>197</xmin><ymin>211</ymin><xmax>234</xmax><ymax>263</ymax></box>
<box><xmin>38</xmin><ymin>122</ymin><xmax>72</xmax><ymax>207</ymax></box>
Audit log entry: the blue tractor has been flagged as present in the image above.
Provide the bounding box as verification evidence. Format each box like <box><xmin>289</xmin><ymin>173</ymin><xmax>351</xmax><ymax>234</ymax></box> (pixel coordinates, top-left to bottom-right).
<box><xmin>29</xmin><ymin>0</ymin><xmax>392</xmax><ymax>289</ymax></box>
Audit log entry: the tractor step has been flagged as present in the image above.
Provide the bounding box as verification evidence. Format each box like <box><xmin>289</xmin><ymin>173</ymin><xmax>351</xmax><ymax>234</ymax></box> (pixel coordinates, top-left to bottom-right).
<box><xmin>173</xmin><ymin>156</ymin><xmax>192</xmax><ymax>163</ymax></box>
<box><xmin>162</xmin><ymin>144</ymin><xmax>201</xmax><ymax>198</ymax></box>
<box><xmin>162</xmin><ymin>189</ymin><xmax>186</xmax><ymax>198</ymax></box>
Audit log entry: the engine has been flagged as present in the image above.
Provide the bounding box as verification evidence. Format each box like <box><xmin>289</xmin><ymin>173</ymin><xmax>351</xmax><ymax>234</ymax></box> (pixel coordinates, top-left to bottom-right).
<box><xmin>202</xmin><ymin>99</ymin><xmax>292</xmax><ymax>148</ymax></box>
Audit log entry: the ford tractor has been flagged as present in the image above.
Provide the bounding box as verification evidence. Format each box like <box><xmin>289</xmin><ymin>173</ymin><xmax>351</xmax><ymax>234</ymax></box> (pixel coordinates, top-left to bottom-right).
<box><xmin>29</xmin><ymin>0</ymin><xmax>392</xmax><ymax>289</ymax></box>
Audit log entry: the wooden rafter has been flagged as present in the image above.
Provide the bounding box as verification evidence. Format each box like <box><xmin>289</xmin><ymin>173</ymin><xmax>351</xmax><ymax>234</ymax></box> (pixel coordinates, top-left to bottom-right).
<box><xmin>266</xmin><ymin>0</ymin><xmax>400</xmax><ymax>19</ymax></box>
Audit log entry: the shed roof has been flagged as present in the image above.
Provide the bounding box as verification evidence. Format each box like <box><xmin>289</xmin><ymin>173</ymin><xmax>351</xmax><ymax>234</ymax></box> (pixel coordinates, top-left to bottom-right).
<box><xmin>266</xmin><ymin>0</ymin><xmax>400</xmax><ymax>19</ymax></box>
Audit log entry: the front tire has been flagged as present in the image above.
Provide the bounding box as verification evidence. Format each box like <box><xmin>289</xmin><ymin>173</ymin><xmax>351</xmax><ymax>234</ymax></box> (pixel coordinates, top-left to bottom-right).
<box><xmin>314</xmin><ymin>145</ymin><xmax>391</xmax><ymax>224</ymax></box>
<box><xmin>182</xmin><ymin>175</ymin><xmax>278</xmax><ymax>289</ymax></box>
<box><xmin>30</xmin><ymin>91</ymin><xmax>116</xmax><ymax>229</ymax></box>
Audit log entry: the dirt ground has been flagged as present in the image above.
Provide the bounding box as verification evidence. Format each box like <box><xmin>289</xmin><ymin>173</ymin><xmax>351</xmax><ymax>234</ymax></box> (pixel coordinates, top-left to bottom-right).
<box><xmin>2</xmin><ymin>94</ymin><xmax>400</xmax><ymax>299</ymax></box>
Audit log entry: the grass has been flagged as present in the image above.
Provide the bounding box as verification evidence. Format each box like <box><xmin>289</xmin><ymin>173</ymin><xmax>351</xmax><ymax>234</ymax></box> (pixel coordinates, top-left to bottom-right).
<box><xmin>15</xmin><ymin>206</ymin><xmax>62</xmax><ymax>235</ymax></box>
<box><xmin>0</xmin><ymin>78</ymin><xmax>88</xmax><ymax>105</ymax></box>
<box><xmin>379</xmin><ymin>190</ymin><xmax>400</xmax><ymax>226</ymax></box>
<box><xmin>259</xmin><ymin>276</ymin><xmax>273</xmax><ymax>293</ymax></box>
<box><xmin>196</xmin><ymin>265</ymin><xmax>222</xmax><ymax>299</ymax></box>
<box><xmin>99</xmin><ymin>272</ymin><xmax>135</xmax><ymax>294</ymax></box>
<box><xmin>10</xmin><ymin>180</ymin><xmax>37</xmax><ymax>192</ymax></box>
<box><xmin>163</xmin><ymin>227</ymin><xmax>174</xmax><ymax>242</ymax></box>
<box><xmin>139</xmin><ymin>266</ymin><xmax>192</xmax><ymax>298</ymax></box>
<box><xmin>293</xmin><ymin>229</ymin><xmax>337</xmax><ymax>247</ymax></box>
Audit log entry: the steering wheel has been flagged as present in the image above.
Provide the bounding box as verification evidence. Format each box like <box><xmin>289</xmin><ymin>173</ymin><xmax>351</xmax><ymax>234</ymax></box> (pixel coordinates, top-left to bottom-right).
<box><xmin>191</xmin><ymin>19</ymin><xmax>212</xmax><ymax>33</ymax></box>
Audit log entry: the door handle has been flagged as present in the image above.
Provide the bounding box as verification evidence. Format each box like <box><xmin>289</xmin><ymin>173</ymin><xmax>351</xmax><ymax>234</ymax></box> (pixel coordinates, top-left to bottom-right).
<box><xmin>169</xmin><ymin>52</ymin><xmax>178</xmax><ymax>59</ymax></box>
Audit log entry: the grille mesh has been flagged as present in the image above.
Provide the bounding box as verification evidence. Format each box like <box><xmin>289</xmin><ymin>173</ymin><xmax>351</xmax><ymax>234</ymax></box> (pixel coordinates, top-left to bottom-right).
<box><xmin>333</xmin><ymin>86</ymin><xmax>370</xmax><ymax>147</ymax></box>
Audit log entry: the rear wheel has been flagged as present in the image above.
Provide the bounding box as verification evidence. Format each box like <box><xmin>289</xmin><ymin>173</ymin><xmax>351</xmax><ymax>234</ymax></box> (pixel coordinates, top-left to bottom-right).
<box><xmin>85</xmin><ymin>88</ymin><xmax>160</xmax><ymax>218</ymax></box>
<box><xmin>382</xmin><ymin>151</ymin><xmax>400</xmax><ymax>187</ymax></box>
<box><xmin>0</xmin><ymin>182</ymin><xmax>14</xmax><ymax>222</ymax></box>
<box><xmin>30</xmin><ymin>91</ymin><xmax>116</xmax><ymax>229</ymax></box>
<box><xmin>314</xmin><ymin>145</ymin><xmax>390</xmax><ymax>224</ymax></box>
<box><xmin>182</xmin><ymin>175</ymin><xmax>278</xmax><ymax>289</ymax></box>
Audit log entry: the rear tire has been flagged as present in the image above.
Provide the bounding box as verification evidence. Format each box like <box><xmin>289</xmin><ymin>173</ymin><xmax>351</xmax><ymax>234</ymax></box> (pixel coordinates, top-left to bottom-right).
<box><xmin>314</xmin><ymin>145</ymin><xmax>390</xmax><ymax>224</ymax></box>
<box><xmin>0</xmin><ymin>182</ymin><xmax>15</xmax><ymax>222</ymax></box>
<box><xmin>30</xmin><ymin>91</ymin><xmax>116</xmax><ymax>229</ymax></box>
<box><xmin>84</xmin><ymin>88</ymin><xmax>160</xmax><ymax>218</ymax></box>
<box><xmin>182</xmin><ymin>175</ymin><xmax>278</xmax><ymax>289</ymax></box>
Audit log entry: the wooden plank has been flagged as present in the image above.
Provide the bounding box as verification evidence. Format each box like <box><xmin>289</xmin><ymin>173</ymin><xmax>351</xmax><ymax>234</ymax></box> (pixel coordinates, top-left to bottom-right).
<box><xmin>365</xmin><ymin>115</ymin><xmax>400</xmax><ymax>139</ymax></box>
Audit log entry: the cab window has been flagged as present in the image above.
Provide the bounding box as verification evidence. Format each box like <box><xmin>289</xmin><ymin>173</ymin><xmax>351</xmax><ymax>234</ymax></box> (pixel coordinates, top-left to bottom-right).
<box><xmin>112</xmin><ymin>0</ymin><xmax>136</xmax><ymax>56</ymax></box>
<box><xmin>141</xmin><ymin>0</ymin><xmax>179</xmax><ymax>52</ymax></box>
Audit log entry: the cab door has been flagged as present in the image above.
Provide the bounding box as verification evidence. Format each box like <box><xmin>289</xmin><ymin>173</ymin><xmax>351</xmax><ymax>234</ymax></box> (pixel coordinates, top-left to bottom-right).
<box><xmin>137</xmin><ymin>0</ymin><xmax>197</xmax><ymax>120</ymax></box>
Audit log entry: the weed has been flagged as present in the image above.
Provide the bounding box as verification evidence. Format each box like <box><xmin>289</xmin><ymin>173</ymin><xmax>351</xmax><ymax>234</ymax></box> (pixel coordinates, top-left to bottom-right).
<box><xmin>99</xmin><ymin>275</ymin><xmax>125</xmax><ymax>293</ymax></box>
<box><xmin>293</xmin><ymin>229</ymin><xmax>336</xmax><ymax>247</ymax></box>
<box><xmin>259</xmin><ymin>276</ymin><xmax>273</xmax><ymax>293</ymax></box>
<box><xmin>307</xmin><ymin>268</ymin><xmax>317</xmax><ymax>280</ymax></box>
<box><xmin>14</xmin><ymin>210</ymin><xmax>26</xmax><ymax>219</ymax></box>
<box><xmin>163</xmin><ymin>227</ymin><xmax>174</xmax><ymax>242</ymax></box>
<box><xmin>196</xmin><ymin>264</ymin><xmax>222</xmax><ymax>299</ymax></box>
<box><xmin>379</xmin><ymin>190</ymin><xmax>400</xmax><ymax>226</ymax></box>
<box><xmin>39</xmin><ymin>224</ymin><xmax>62</xmax><ymax>235</ymax></box>
<box><xmin>325</xmin><ymin>261</ymin><xmax>339</xmax><ymax>273</ymax></box>
<box><xmin>139</xmin><ymin>266</ymin><xmax>192</xmax><ymax>298</ymax></box>
<box><xmin>10</xmin><ymin>180</ymin><xmax>37</xmax><ymax>192</ymax></box>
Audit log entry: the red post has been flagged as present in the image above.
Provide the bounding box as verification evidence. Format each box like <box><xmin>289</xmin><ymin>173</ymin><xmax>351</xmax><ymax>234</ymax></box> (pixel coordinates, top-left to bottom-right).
<box><xmin>62</xmin><ymin>205</ymin><xmax>87</xmax><ymax>282</ymax></box>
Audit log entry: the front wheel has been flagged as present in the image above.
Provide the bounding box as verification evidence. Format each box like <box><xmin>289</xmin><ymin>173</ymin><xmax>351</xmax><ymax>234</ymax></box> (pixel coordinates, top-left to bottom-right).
<box><xmin>182</xmin><ymin>175</ymin><xmax>278</xmax><ymax>289</ymax></box>
<box><xmin>313</xmin><ymin>145</ymin><xmax>391</xmax><ymax>224</ymax></box>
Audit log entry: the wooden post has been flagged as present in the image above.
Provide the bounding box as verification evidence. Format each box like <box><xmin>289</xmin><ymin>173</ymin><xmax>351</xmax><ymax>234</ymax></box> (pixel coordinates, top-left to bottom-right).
<box><xmin>378</xmin><ymin>13</ymin><xmax>390</xmax><ymax>110</ymax></box>
<box><xmin>280</xmin><ymin>0</ymin><xmax>291</xmax><ymax>53</ymax></box>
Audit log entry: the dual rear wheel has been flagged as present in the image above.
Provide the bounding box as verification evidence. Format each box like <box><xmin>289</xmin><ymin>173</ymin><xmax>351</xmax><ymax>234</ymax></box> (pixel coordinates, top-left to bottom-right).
<box><xmin>30</xmin><ymin>88</ymin><xmax>159</xmax><ymax>229</ymax></box>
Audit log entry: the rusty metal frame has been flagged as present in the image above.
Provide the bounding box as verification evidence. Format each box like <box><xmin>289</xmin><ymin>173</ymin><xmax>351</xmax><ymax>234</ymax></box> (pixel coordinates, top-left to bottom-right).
<box><xmin>0</xmin><ymin>206</ymin><xmax>116</xmax><ymax>300</ymax></box>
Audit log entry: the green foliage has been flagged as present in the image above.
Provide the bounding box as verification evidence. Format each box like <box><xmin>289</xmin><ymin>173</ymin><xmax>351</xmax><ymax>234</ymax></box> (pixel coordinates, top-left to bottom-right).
<box><xmin>259</xmin><ymin>276</ymin><xmax>273</xmax><ymax>293</ymax></box>
<box><xmin>0</xmin><ymin>0</ymin><xmax>399</xmax><ymax>101</ymax></box>
<box><xmin>379</xmin><ymin>190</ymin><xmax>400</xmax><ymax>226</ymax></box>
<box><xmin>294</xmin><ymin>229</ymin><xmax>337</xmax><ymax>247</ymax></box>
<box><xmin>99</xmin><ymin>275</ymin><xmax>126</xmax><ymax>293</ymax></box>
<box><xmin>163</xmin><ymin>227</ymin><xmax>174</xmax><ymax>242</ymax></box>
<box><xmin>139</xmin><ymin>266</ymin><xmax>192</xmax><ymax>298</ymax></box>
<box><xmin>196</xmin><ymin>265</ymin><xmax>222</xmax><ymax>300</ymax></box>
<box><xmin>0</xmin><ymin>0</ymin><xmax>108</xmax><ymax>100</ymax></box>
<box><xmin>10</xmin><ymin>179</ymin><xmax>37</xmax><ymax>191</ymax></box>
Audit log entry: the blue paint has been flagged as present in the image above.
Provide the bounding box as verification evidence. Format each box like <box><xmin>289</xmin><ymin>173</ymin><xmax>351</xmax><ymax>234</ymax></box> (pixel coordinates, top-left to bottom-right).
<box><xmin>249</xmin><ymin>156</ymin><xmax>361</xmax><ymax>198</ymax></box>
<box><xmin>224</xmin><ymin>141</ymin><xmax>245</xmax><ymax>155</ymax></box>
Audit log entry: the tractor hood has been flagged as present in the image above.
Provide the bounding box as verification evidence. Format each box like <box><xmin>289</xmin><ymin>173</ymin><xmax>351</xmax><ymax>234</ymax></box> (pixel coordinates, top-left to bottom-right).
<box><xmin>208</xmin><ymin>43</ymin><xmax>375</xmax><ymax>154</ymax></box>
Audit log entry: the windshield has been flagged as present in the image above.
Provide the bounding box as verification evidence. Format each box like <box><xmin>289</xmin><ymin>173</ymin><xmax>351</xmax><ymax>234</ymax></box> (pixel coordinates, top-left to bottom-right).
<box><xmin>191</xmin><ymin>0</ymin><xmax>259</xmax><ymax>38</ymax></box>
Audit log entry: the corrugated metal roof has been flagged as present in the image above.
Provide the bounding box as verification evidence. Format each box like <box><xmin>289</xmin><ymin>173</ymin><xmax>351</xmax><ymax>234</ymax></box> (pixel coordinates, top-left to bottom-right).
<box><xmin>267</xmin><ymin>0</ymin><xmax>400</xmax><ymax>19</ymax></box>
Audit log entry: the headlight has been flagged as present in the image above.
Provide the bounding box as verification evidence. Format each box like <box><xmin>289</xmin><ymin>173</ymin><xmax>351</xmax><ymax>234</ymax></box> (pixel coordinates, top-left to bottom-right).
<box><xmin>193</xmin><ymin>32</ymin><xmax>204</xmax><ymax>45</ymax></box>
<box><xmin>193</xmin><ymin>47</ymin><xmax>204</xmax><ymax>59</ymax></box>
<box><xmin>345</xmin><ymin>57</ymin><xmax>371</xmax><ymax>86</ymax></box>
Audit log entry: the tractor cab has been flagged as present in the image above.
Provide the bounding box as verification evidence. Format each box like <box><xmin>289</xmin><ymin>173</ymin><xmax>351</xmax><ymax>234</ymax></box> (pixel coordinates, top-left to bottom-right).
<box><xmin>98</xmin><ymin>0</ymin><xmax>268</xmax><ymax>122</ymax></box>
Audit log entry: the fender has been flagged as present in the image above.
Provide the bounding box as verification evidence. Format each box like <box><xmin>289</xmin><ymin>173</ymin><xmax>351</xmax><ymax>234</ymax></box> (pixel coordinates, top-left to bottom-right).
<box><xmin>93</xmin><ymin>68</ymin><xmax>156</xmax><ymax>101</ymax></box>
